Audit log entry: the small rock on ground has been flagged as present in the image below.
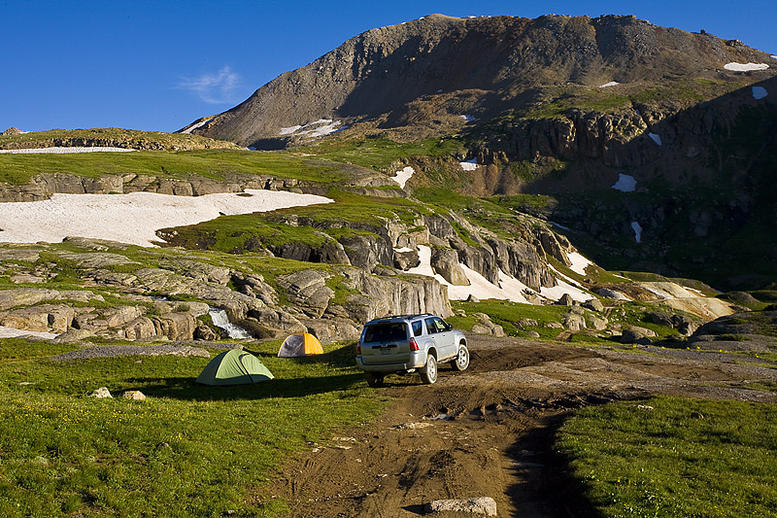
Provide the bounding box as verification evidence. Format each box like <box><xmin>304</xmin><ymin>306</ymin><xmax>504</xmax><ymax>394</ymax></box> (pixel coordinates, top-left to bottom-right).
<box><xmin>123</xmin><ymin>390</ymin><xmax>146</xmax><ymax>401</ymax></box>
<box><xmin>89</xmin><ymin>387</ymin><xmax>112</xmax><ymax>398</ymax></box>
<box><xmin>425</xmin><ymin>497</ymin><xmax>497</xmax><ymax>516</ymax></box>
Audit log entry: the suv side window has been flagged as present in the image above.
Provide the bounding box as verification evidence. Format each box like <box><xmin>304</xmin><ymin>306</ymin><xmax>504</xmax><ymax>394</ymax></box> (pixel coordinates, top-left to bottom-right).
<box><xmin>424</xmin><ymin>317</ymin><xmax>438</xmax><ymax>334</ymax></box>
<box><xmin>432</xmin><ymin>317</ymin><xmax>447</xmax><ymax>333</ymax></box>
<box><xmin>411</xmin><ymin>320</ymin><xmax>423</xmax><ymax>336</ymax></box>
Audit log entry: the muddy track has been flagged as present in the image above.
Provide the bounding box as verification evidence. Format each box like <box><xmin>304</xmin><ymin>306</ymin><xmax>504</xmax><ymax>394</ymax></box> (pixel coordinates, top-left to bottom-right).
<box><xmin>262</xmin><ymin>337</ymin><xmax>777</xmax><ymax>517</ymax></box>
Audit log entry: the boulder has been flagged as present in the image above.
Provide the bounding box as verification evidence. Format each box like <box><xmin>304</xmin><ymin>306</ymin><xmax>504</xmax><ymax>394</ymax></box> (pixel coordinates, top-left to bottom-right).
<box><xmin>58</xmin><ymin>252</ymin><xmax>139</xmax><ymax>268</ymax></box>
<box><xmin>103</xmin><ymin>306</ymin><xmax>144</xmax><ymax>327</ymax></box>
<box><xmin>645</xmin><ymin>311</ymin><xmax>697</xmax><ymax>336</ymax></box>
<box><xmin>244</xmin><ymin>307</ymin><xmax>307</xmax><ymax>336</ymax></box>
<box><xmin>151</xmin><ymin>313</ymin><xmax>197</xmax><ymax>341</ymax></box>
<box><xmin>231</xmin><ymin>273</ymin><xmax>278</xmax><ymax>305</ymax></box>
<box><xmin>338</xmin><ymin>232</ymin><xmax>393</xmax><ymax>270</ymax></box>
<box><xmin>556</xmin><ymin>293</ymin><xmax>575</xmax><ymax>306</ymax></box>
<box><xmin>582</xmin><ymin>298</ymin><xmax>605</xmax><ymax>312</ymax></box>
<box><xmin>470</xmin><ymin>313</ymin><xmax>506</xmax><ymax>337</ymax></box>
<box><xmin>563</xmin><ymin>312</ymin><xmax>586</xmax><ymax>331</ymax></box>
<box><xmin>274</xmin><ymin>238</ymin><xmax>351</xmax><ymax>265</ymax></box>
<box><xmin>276</xmin><ymin>270</ymin><xmax>334</xmax><ymax>318</ymax></box>
<box><xmin>425</xmin><ymin>497</ymin><xmax>497</xmax><ymax>516</ymax></box>
<box><xmin>52</xmin><ymin>328</ymin><xmax>95</xmax><ymax>343</ymax></box>
<box><xmin>471</xmin><ymin>322</ymin><xmax>506</xmax><ymax>337</ymax></box>
<box><xmin>89</xmin><ymin>387</ymin><xmax>112</xmax><ymax>399</ymax></box>
<box><xmin>0</xmin><ymin>288</ymin><xmax>61</xmax><ymax>310</ymax></box>
<box><xmin>595</xmin><ymin>287</ymin><xmax>631</xmax><ymax>301</ymax></box>
<box><xmin>119</xmin><ymin>317</ymin><xmax>156</xmax><ymax>340</ymax></box>
<box><xmin>587</xmin><ymin>315</ymin><xmax>609</xmax><ymax>331</ymax></box>
<box><xmin>9</xmin><ymin>274</ymin><xmax>45</xmax><ymax>284</ymax></box>
<box><xmin>342</xmin><ymin>268</ymin><xmax>451</xmax><ymax>322</ymax></box>
<box><xmin>518</xmin><ymin>318</ymin><xmax>539</xmax><ymax>328</ymax></box>
<box><xmin>620</xmin><ymin>326</ymin><xmax>657</xmax><ymax>344</ymax></box>
<box><xmin>0</xmin><ymin>304</ymin><xmax>75</xmax><ymax>333</ymax></box>
<box><xmin>194</xmin><ymin>322</ymin><xmax>219</xmax><ymax>341</ymax></box>
<box><xmin>122</xmin><ymin>390</ymin><xmax>146</xmax><ymax>401</ymax></box>
<box><xmin>393</xmin><ymin>247</ymin><xmax>420</xmax><ymax>270</ymax></box>
<box><xmin>300</xmin><ymin>317</ymin><xmax>361</xmax><ymax>344</ymax></box>
<box><xmin>430</xmin><ymin>247</ymin><xmax>469</xmax><ymax>285</ymax></box>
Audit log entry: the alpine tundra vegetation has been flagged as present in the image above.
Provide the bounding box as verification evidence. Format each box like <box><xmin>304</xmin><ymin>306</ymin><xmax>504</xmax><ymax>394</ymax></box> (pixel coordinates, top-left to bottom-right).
<box><xmin>1</xmin><ymin>8</ymin><xmax>777</xmax><ymax>518</ymax></box>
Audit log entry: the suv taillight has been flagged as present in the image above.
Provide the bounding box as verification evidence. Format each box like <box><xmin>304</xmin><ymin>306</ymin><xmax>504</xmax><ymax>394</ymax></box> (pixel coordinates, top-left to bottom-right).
<box><xmin>409</xmin><ymin>337</ymin><xmax>419</xmax><ymax>351</ymax></box>
<box><xmin>356</xmin><ymin>343</ymin><xmax>361</xmax><ymax>355</ymax></box>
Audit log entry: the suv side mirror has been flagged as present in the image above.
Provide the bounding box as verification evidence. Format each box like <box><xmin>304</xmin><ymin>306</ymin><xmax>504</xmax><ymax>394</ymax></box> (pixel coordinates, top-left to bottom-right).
<box><xmin>444</xmin><ymin>322</ymin><xmax>452</xmax><ymax>331</ymax></box>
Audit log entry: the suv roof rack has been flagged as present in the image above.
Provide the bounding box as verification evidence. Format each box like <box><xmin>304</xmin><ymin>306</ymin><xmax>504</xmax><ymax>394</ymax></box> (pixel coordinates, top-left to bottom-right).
<box><xmin>366</xmin><ymin>313</ymin><xmax>436</xmax><ymax>323</ymax></box>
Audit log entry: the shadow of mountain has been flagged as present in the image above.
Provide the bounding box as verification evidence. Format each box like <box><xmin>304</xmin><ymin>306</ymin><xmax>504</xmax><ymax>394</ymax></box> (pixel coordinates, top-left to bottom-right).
<box><xmin>490</xmin><ymin>73</ymin><xmax>777</xmax><ymax>288</ymax></box>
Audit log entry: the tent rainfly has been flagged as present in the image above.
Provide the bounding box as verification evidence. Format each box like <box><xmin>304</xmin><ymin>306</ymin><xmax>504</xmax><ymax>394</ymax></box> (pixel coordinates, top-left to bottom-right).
<box><xmin>278</xmin><ymin>333</ymin><xmax>324</xmax><ymax>357</ymax></box>
<box><xmin>196</xmin><ymin>349</ymin><xmax>274</xmax><ymax>385</ymax></box>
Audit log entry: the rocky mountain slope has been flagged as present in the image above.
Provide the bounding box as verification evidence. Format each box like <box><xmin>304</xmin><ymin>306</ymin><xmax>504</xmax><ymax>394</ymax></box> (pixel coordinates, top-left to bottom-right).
<box><xmin>183</xmin><ymin>13</ymin><xmax>777</xmax><ymax>289</ymax></box>
<box><xmin>0</xmin><ymin>128</ymin><xmax>239</xmax><ymax>151</ymax></box>
<box><xmin>185</xmin><ymin>14</ymin><xmax>774</xmax><ymax>147</ymax></box>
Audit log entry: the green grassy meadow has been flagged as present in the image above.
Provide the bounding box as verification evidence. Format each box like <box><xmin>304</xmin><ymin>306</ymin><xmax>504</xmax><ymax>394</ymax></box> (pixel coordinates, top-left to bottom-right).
<box><xmin>0</xmin><ymin>149</ymin><xmax>348</xmax><ymax>185</ymax></box>
<box><xmin>557</xmin><ymin>396</ymin><xmax>777</xmax><ymax>517</ymax></box>
<box><xmin>0</xmin><ymin>339</ymin><xmax>385</xmax><ymax>517</ymax></box>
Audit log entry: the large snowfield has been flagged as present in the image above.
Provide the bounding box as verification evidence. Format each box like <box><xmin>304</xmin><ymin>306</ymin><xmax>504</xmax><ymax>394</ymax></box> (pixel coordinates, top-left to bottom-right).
<box><xmin>0</xmin><ymin>147</ymin><xmax>136</xmax><ymax>154</ymax></box>
<box><xmin>407</xmin><ymin>245</ymin><xmax>591</xmax><ymax>304</ymax></box>
<box><xmin>0</xmin><ymin>190</ymin><xmax>333</xmax><ymax>247</ymax></box>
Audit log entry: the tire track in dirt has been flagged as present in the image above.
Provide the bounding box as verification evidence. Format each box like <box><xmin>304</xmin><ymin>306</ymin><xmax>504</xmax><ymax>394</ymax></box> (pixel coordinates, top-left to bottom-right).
<box><xmin>261</xmin><ymin>337</ymin><xmax>777</xmax><ymax>517</ymax></box>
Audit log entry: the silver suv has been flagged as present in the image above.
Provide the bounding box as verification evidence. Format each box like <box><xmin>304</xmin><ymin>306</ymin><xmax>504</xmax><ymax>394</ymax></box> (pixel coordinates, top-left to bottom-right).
<box><xmin>355</xmin><ymin>313</ymin><xmax>469</xmax><ymax>386</ymax></box>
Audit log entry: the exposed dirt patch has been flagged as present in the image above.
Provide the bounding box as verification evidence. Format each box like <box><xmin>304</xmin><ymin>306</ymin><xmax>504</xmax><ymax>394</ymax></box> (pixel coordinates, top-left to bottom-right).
<box><xmin>260</xmin><ymin>336</ymin><xmax>777</xmax><ymax>517</ymax></box>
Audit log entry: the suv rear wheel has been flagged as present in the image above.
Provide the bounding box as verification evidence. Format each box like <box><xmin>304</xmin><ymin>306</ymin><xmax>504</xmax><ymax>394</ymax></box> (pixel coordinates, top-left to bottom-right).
<box><xmin>365</xmin><ymin>372</ymin><xmax>384</xmax><ymax>387</ymax></box>
<box><xmin>452</xmin><ymin>344</ymin><xmax>469</xmax><ymax>372</ymax></box>
<box><xmin>419</xmin><ymin>354</ymin><xmax>438</xmax><ymax>384</ymax></box>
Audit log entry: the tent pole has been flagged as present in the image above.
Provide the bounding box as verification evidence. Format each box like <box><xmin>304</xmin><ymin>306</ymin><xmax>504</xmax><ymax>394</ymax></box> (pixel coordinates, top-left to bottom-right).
<box><xmin>238</xmin><ymin>354</ymin><xmax>255</xmax><ymax>384</ymax></box>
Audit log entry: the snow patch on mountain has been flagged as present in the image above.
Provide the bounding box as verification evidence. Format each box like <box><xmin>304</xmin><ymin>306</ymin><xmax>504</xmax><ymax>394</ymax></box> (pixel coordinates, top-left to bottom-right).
<box><xmin>0</xmin><ymin>147</ymin><xmax>135</xmax><ymax>154</ymax></box>
<box><xmin>460</xmin><ymin>158</ymin><xmax>479</xmax><ymax>171</ymax></box>
<box><xmin>567</xmin><ymin>252</ymin><xmax>594</xmax><ymax>276</ymax></box>
<box><xmin>612</xmin><ymin>173</ymin><xmax>637</xmax><ymax>192</ymax></box>
<box><xmin>0</xmin><ymin>190</ymin><xmax>333</xmax><ymax>247</ymax></box>
<box><xmin>180</xmin><ymin>118</ymin><xmax>211</xmax><ymax>134</ymax></box>
<box><xmin>279</xmin><ymin>119</ymin><xmax>343</xmax><ymax>137</ymax></box>
<box><xmin>724</xmin><ymin>62</ymin><xmax>769</xmax><ymax>72</ymax></box>
<box><xmin>390</xmin><ymin>166</ymin><xmax>415</xmax><ymax>188</ymax></box>
<box><xmin>631</xmin><ymin>221</ymin><xmax>643</xmax><ymax>243</ymax></box>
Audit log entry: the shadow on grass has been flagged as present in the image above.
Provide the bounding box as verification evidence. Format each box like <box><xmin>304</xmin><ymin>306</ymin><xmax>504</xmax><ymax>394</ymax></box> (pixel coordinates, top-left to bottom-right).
<box><xmin>129</xmin><ymin>372</ymin><xmax>366</xmax><ymax>401</ymax></box>
<box><xmin>246</xmin><ymin>343</ymin><xmax>358</xmax><ymax>369</ymax></box>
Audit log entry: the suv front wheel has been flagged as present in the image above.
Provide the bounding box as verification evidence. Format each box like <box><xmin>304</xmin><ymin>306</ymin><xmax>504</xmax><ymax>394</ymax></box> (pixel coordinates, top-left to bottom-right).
<box><xmin>452</xmin><ymin>344</ymin><xmax>470</xmax><ymax>372</ymax></box>
<box><xmin>419</xmin><ymin>354</ymin><xmax>438</xmax><ymax>384</ymax></box>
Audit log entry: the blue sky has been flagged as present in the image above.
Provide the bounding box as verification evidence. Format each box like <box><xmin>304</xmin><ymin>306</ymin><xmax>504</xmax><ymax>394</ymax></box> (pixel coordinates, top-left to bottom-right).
<box><xmin>1</xmin><ymin>0</ymin><xmax>775</xmax><ymax>133</ymax></box>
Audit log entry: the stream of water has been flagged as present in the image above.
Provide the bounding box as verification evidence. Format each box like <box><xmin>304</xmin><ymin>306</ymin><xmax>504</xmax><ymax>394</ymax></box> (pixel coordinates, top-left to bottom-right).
<box><xmin>208</xmin><ymin>308</ymin><xmax>252</xmax><ymax>339</ymax></box>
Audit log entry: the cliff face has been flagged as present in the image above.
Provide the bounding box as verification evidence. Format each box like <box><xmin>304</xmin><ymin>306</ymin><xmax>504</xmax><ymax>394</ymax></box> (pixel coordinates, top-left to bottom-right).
<box><xmin>186</xmin><ymin>14</ymin><xmax>774</xmax><ymax>147</ymax></box>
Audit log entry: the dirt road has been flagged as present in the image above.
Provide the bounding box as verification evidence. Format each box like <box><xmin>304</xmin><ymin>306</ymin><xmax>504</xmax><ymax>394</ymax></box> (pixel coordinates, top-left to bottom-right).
<box><xmin>265</xmin><ymin>337</ymin><xmax>777</xmax><ymax>517</ymax></box>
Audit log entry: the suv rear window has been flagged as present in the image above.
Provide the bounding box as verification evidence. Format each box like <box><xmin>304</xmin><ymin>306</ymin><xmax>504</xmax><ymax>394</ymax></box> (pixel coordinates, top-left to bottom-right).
<box><xmin>363</xmin><ymin>322</ymin><xmax>408</xmax><ymax>343</ymax></box>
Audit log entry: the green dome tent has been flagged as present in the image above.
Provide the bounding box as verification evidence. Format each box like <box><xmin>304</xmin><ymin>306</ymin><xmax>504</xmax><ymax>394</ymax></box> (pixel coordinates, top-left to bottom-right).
<box><xmin>196</xmin><ymin>350</ymin><xmax>274</xmax><ymax>386</ymax></box>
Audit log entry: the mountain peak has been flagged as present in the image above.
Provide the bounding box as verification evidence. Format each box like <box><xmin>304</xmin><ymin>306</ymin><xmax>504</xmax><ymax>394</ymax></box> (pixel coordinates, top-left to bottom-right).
<box><xmin>185</xmin><ymin>14</ymin><xmax>774</xmax><ymax>147</ymax></box>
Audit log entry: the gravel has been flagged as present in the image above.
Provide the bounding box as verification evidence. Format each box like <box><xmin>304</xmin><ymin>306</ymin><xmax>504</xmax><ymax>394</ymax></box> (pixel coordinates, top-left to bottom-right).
<box><xmin>52</xmin><ymin>345</ymin><xmax>210</xmax><ymax>362</ymax></box>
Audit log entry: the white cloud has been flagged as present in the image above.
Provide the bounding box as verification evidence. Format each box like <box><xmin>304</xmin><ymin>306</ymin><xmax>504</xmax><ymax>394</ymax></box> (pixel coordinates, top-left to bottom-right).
<box><xmin>177</xmin><ymin>66</ymin><xmax>242</xmax><ymax>104</ymax></box>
